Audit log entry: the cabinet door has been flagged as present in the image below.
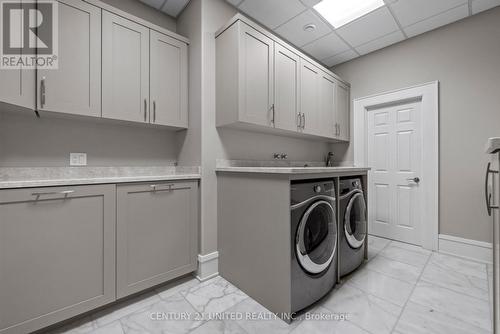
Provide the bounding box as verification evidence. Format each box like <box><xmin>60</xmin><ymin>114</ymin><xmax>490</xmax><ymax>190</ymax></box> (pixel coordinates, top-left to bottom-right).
<box><xmin>319</xmin><ymin>72</ymin><xmax>336</xmax><ymax>138</ymax></box>
<box><xmin>102</xmin><ymin>11</ymin><xmax>150</xmax><ymax>123</ymax></box>
<box><xmin>238</xmin><ymin>23</ymin><xmax>274</xmax><ymax>127</ymax></box>
<box><xmin>150</xmin><ymin>31</ymin><xmax>188</xmax><ymax>128</ymax></box>
<box><xmin>274</xmin><ymin>43</ymin><xmax>300</xmax><ymax>132</ymax></box>
<box><xmin>116</xmin><ymin>181</ymin><xmax>198</xmax><ymax>298</ymax></box>
<box><xmin>336</xmin><ymin>82</ymin><xmax>350</xmax><ymax>141</ymax></box>
<box><xmin>0</xmin><ymin>185</ymin><xmax>115</xmax><ymax>334</ymax></box>
<box><xmin>37</xmin><ymin>0</ymin><xmax>101</xmax><ymax>117</ymax></box>
<box><xmin>0</xmin><ymin>0</ymin><xmax>35</xmax><ymax>110</ymax></box>
<box><xmin>299</xmin><ymin>59</ymin><xmax>320</xmax><ymax>135</ymax></box>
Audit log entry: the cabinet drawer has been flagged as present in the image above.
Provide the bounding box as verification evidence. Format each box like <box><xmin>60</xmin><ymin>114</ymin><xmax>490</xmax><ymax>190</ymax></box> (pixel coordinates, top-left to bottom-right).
<box><xmin>116</xmin><ymin>181</ymin><xmax>198</xmax><ymax>298</ymax></box>
<box><xmin>0</xmin><ymin>185</ymin><xmax>116</xmax><ymax>334</ymax></box>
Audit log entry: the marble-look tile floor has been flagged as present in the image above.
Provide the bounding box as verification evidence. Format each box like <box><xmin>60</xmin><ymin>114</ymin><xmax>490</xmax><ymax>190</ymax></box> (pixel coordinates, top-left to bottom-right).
<box><xmin>47</xmin><ymin>236</ymin><xmax>493</xmax><ymax>334</ymax></box>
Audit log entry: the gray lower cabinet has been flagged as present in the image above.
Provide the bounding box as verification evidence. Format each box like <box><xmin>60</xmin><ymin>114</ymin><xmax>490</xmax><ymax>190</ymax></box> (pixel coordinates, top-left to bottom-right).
<box><xmin>116</xmin><ymin>181</ymin><xmax>198</xmax><ymax>298</ymax></box>
<box><xmin>0</xmin><ymin>185</ymin><xmax>116</xmax><ymax>334</ymax></box>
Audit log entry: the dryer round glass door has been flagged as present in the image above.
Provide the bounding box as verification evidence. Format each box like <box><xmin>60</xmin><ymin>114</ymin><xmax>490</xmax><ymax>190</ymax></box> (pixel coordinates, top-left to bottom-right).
<box><xmin>296</xmin><ymin>200</ymin><xmax>337</xmax><ymax>275</ymax></box>
<box><xmin>344</xmin><ymin>191</ymin><xmax>367</xmax><ymax>249</ymax></box>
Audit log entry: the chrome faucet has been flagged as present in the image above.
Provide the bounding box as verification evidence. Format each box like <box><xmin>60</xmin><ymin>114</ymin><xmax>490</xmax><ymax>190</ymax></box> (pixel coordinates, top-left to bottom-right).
<box><xmin>325</xmin><ymin>152</ymin><xmax>334</xmax><ymax>167</ymax></box>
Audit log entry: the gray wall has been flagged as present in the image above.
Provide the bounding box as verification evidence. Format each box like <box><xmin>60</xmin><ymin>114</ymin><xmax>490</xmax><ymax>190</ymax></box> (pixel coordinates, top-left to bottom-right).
<box><xmin>0</xmin><ymin>0</ymin><xmax>180</xmax><ymax>167</ymax></box>
<box><xmin>0</xmin><ymin>111</ymin><xmax>178</xmax><ymax>167</ymax></box>
<box><xmin>332</xmin><ymin>7</ymin><xmax>500</xmax><ymax>243</ymax></box>
<box><xmin>176</xmin><ymin>0</ymin><xmax>202</xmax><ymax>167</ymax></box>
<box><xmin>99</xmin><ymin>0</ymin><xmax>177</xmax><ymax>31</ymax></box>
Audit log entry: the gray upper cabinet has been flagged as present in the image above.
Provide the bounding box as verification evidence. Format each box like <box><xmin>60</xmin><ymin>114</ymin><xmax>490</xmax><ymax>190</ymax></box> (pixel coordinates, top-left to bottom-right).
<box><xmin>37</xmin><ymin>0</ymin><xmax>101</xmax><ymax>117</ymax></box>
<box><xmin>274</xmin><ymin>43</ymin><xmax>300</xmax><ymax>132</ymax></box>
<box><xmin>0</xmin><ymin>1</ymin><xmax>189</xmax><ymax>129</ymax></box>
<box><xmin>216</xmin><ymin>21</ymin><xmax>274</xmax><ymax>128</ymax></box>
<box><xmin>116</xmin><ymin>181</ymin><xmax>198</xmax><ymax>298</ymax></box>
<box><xmin>216</xmin><ymin>16</ymin><xmax>350</xmax><ymax>142</ymax></box>
<box><xmin>319</xmin><ymin>72</ymin><xmax>336</xmax><ymax>138</ymax></box>
<box><xmin>150</xmin><ymin>31</ymin><xmax>188</xmax><ymax>128</ymax></box>
<box><xmin>0</xmin><ymin>1</ymin><xmax>35</xmax><ymax>110</ymax></box>
<box><xmin>102</xmin><ymin>12</ymin><xmax>188</xmax><ymax>129</ymax></box>
<box><xmin>336</xmin><ymin>82</ymin><xmax>350</xmax><ymax>141</ymax></box>
<box><xmin>0</xmin><ymin>185</ymin><xmax>115</xmax><ymax>334</ymax></box>
<box><xmin>0</xmin><ymin>67</ymin><xmax>35</xmax><ymax>111</ymax></box>
<box><xmin>102</xmin><ymin>11</ymin><xmax>150</xmax><ymax>123</ymax></box>
<box><xmin>239</xmin><ymin>24</ymin><xmax>274</xmax><ymax>127</ymax></box>
<box><xmin>299</xmin><ymin>59</ymin><xmax>321</xmax><ymax>136</ymax></box>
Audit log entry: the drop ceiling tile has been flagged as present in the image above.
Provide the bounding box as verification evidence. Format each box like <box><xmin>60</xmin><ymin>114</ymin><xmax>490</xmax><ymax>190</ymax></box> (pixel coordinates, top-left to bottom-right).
<box><xmin>300</xmin><ymin>0</ymin><xmax>322</xmax><ymax>6</ymax></box>
<box><xmin>404</xmin><ymin>4</ymin><xmax>469</xmax><ymax>37</ymax></box>
<box><xmin>336</xmin><ymin>7</ymin><xmax>399</xmax><ymax>47</ymax></box>
<box><xmin>355</xmin><ymin>30</ymin><xmax>405</xmax><ymax>55</ymax></box>
<box><xmin>389</xmin><ymin>0</ymin><xmax>468</xmax><ymax>27</ymax></box>
<box><xmin>322</xmin><ymin>49</ymin><xmax>358</xmax><ymax>67</ymax></box>
<box><xmin>140</xmin><ymin>0</ymin><xmax>165</xmax><ymax>9</ymax></box>
<box><xmin>162</xmin><ymin>0</ymin><xmax>190</xmax><ymax>17</ymax></box>
<box><xmin>238</xmin><ymin>0</ymin><xmax>306</xmax><ymax>29</ymax></box>
<box><xmin>274</xmin><ymin>10</ymin><xmax>332</xmax><ymax>47</ymax></box>
<box><xmin>226</xmin><ymin>0</ymin><xmax>244</xmax><ymax>6</ymax></box>
<box><xmin>472</xmin><ymin>0</ymin><xmax>500</xmax><ymax>14</ymax></box>
<box><xmin>302</xmin><ymin>32</ymin><xmax>350</xmax><ymax>60</ymax></box>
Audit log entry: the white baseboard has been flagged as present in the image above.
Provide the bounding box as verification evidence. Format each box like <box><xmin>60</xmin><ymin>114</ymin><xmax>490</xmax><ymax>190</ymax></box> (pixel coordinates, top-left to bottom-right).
<box><xmin>438</xmin><ymin>234</ymin><xmax>492</xmax><ymax>263</ymax></box>
<box><xmin>196</xmin><ymin>251</ymin><xmax>219</xmax><ymax>281</ymax></box>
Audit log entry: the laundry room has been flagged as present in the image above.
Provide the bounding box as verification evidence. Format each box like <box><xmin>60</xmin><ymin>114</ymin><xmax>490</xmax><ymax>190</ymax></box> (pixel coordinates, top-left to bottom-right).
<box><xmin>0</xmin><ymin>0</ymin><xmax>499</xmax><ymax>333</ymax></box>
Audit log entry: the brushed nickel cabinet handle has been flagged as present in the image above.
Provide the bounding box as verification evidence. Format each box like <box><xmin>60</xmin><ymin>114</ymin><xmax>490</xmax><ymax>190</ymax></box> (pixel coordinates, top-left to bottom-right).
<box><xmin>32</xmin><ymin>190</ymin><xmax>75</xmax><ymax>199</ymax></box>
<box><xmin>297</xmin><ymin>113</ymin><xmax>302</xmax><ymax>129</ymax></box>
<box><xmin>271</xmin><ymin>104</ymin><xmax>275</xmax><ymax>124</ymax></box>
<box><xmin>40</xmin><ymin>77</ymin><xmax>46</xmax><ymax>108</ymax></box>
<box><xmin>302</xmin><ymin>114</ymin><xmax>305</xmax><ymax>129</ymax></box>
<box><xmin>153</xmin><ymin>101</ymin><xmax>156</xmax><ymax>123</ymax></box>
<box><xmin>485</xmin><ymin>162</ymin><xmax>499</xmax><ymax>216</ymax></box>
<box><xmin>144</xmin><ymin>99</ymin><xmax>147</xmax><ymax>122</ymax></box>
<box><xmin>150</xmin><ymin>184</ymin><xmax>190</xmax><ymax>192</ymax></box>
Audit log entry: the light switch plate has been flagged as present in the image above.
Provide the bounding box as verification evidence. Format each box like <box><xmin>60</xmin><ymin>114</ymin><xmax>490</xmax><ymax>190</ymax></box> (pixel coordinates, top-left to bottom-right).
<box><xmin>70</xmin><ymin>153</ymin><xmax>87</xmax><ymax>166</ymax></box>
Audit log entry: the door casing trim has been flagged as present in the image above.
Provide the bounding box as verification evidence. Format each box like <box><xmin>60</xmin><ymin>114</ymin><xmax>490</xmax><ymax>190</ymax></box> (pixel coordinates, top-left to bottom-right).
<box><xmin>353</xmin><ymin>81</ymin><xmax>439</xmax><ymax>251</ymax></box>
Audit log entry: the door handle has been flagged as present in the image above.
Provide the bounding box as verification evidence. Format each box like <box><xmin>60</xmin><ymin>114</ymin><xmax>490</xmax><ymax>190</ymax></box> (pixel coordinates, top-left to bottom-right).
<box><xmin>297</xmin><ymin>113</ymin><xmax>301</xmax><ymax>129</ymax></box>
<box><xmin>407</xmin><ymin>177</ymin><xmax>420</xmax><ymax>184</ymax></box>
<box><xmin>40</xmin><ymin>77</ymin><xmax>46</xmax><ymax>108</ymax></box>
<box><xmin>144</xmin><ymin>99</ymin><xmax>147</xmax><ymax>122</ymax></box>
<box><xmin>485</xmin><ymin>162</ymin><xmax>499</xmax><ymax>216</ymax></box>
<box><xmin>302</xmin><ymin>113</ymin><xmax>305</xmax><ymax>129</ymax></box>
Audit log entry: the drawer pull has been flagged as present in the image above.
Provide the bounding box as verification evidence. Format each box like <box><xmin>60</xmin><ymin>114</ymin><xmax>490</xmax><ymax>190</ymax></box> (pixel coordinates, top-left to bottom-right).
<box><xmin>149</xmin><ymin>184</ymin><xmax>190</xmax><ymax>192</ymax></box>
<box><xmin>31</xmin><ymin>190</ymin><xmax>75</xmax><ymax>199</ymax></box>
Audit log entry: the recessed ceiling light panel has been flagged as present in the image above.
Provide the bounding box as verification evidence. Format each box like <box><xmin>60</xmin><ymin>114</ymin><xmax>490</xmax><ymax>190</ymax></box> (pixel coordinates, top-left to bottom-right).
<box><xmin>314</xmin><ymin>0</ymin><xmax>385</xmax><ymax>28</ymax></box>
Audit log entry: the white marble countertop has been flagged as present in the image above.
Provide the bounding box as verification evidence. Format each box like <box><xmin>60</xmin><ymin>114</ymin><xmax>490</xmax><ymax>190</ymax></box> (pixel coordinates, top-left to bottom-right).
<box><xmin>0</xmin><ymin>166</ymin><xmax>201</xmax><ymax>189</ymax></box>
<box><xmin>486</xmin><ymin>137</ymin><xmax>500</xmax><ymax>154</ymax></box>
<box><xmin>215</xmin><ymin>166</ymin><xmax>370</xmax><ymax>174</ymax></box>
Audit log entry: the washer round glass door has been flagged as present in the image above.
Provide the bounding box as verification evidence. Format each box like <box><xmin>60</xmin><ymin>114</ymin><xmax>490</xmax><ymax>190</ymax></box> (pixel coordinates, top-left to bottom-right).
<box><xmin>296</xmin><ymin>200</ymin><xmax>337</xmax><ymax>275</ymax></box>
<box><xmin>344</xmin><ymin>191</ymin><xmax>367</xmax><ymax>249</ymax></box>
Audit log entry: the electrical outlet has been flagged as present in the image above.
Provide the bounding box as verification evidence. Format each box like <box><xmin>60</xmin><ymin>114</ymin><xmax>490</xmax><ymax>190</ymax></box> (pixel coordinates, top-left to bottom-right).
<box><xmin>70</xmin><ymin>153</ymin><xmax>87</xmax><ymax>166</ymax></box>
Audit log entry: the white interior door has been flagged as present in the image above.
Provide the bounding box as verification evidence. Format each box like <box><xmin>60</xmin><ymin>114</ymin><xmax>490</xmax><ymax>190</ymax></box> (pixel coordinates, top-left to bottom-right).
<box><xmin>367</xmin><ymin>99</ymin><xmax>423</xmax><ymax>245</ymax></box>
